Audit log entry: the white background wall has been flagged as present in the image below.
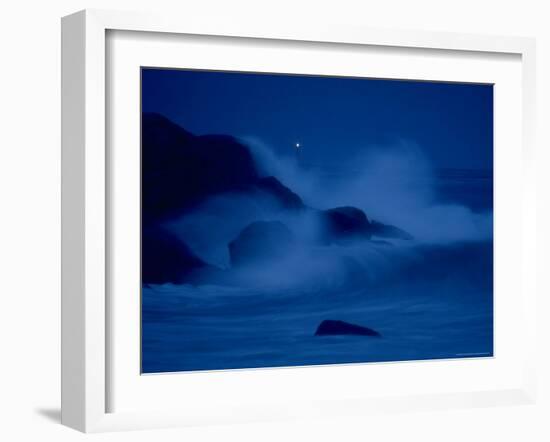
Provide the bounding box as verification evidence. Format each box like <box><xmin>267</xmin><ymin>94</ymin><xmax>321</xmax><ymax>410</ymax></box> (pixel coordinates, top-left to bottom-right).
<box><xmin>0</xmin><ymin>1</ymin><xmax>548</xmax><ymax>440</ymax></box>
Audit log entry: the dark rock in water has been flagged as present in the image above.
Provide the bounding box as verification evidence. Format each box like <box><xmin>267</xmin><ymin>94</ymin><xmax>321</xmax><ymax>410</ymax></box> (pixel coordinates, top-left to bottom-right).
<box><xmin>229</xmin><ymin>221</ymin><xmax>295</xmax><ymax>268</ymax></box>
<box><xmin>315</xmin><ymin>320</ymin><xmax>381</xmax><ymax>337</ymax></box>
<box><xmin>142</xmin><ymin>113</ymin><xmax>259</xmax><ymax>224</ymax></box>
<box><xmin>318</xmin><ymin>206</ymin><xmax>372</xmax><ymax>243</ymax></box>
<box><xmin>142</xmin><ymin>226</ymin><xmax>209</xmax><ymax>284</ymax></box>
<box><xmin>370</xmin><ymin>220</ymin><xmax>413</xmax><ymax>240</ymax></box>
<box><xmin>254</xmin><ymin>176</ymin><xmax>305</xmax><ymax>210</ymax></box>
<box><xmin>316</xmin><ymin>207</ymin><xmax>413</xmax><ymax>244</ymax></box>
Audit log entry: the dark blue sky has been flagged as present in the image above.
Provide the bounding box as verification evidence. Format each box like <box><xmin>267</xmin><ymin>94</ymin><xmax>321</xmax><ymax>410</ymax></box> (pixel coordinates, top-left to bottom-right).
<box><xmin>142</xmin><ymin>68</ymin><xmax>493</xmax><ymax>170</ymax></box>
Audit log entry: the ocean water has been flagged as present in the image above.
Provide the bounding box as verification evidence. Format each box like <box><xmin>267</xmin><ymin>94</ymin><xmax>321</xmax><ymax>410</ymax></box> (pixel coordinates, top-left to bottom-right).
<box><xmin>142</xmin><ymin>169</ymin><xmax>493</xmax><ymax>373</ymax></box>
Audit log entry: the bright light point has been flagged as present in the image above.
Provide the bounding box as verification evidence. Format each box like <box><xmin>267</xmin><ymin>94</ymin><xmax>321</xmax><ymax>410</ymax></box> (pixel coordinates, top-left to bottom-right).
<box><xmin>295</xmin><ymin>142</ymin><xmax>301</xmax><ymax>148</ymax></box>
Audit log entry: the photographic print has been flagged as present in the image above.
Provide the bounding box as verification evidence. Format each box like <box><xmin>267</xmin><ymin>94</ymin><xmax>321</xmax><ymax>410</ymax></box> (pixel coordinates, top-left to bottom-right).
<box><xmin>141</xmin><ymin>68</ymin><xmax>493</xmax><ymax>373</ymax></box>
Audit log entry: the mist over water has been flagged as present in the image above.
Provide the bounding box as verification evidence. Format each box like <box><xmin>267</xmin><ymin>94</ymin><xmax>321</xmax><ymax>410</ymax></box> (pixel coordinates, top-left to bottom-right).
<box><xmin>170</xmin><ymin>138</ymin><xmax>492</xmax><ymax>275</ymax></box>
<box><xmin>249</xmin><ymin>137</ymin><xmax>492</xmax><ymax>241</ymax></box>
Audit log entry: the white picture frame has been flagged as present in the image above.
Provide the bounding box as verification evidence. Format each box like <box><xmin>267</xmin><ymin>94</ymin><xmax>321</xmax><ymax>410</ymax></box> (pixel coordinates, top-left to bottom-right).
<box><xmin>61</xmin><ymin>9</ymin><xmax>538</xmax><ymax>433</ymax></box>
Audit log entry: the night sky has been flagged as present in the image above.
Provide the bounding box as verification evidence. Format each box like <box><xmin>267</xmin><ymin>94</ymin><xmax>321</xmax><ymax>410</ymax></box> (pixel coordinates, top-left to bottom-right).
<box><xmin>142</xmin><ymin>68</ymin><xmax>493</xmax><ymax>170</ymax></box>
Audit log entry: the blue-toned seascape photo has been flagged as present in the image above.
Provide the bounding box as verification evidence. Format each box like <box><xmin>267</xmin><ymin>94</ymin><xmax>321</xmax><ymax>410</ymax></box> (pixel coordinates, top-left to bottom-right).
<box><xmin>141</xmin><ymin>68</ymin><xmax>493</xmax><ymax>373</ymax></box>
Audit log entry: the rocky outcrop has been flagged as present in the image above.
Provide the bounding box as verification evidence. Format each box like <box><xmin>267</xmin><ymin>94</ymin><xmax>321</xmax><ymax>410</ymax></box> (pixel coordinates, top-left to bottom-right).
<box><xmin>316</xmin><ymin>206</ymin><xmax>413</xmax><ymax>243</ymax></box>
<box><xmin>229</xmin><ymin>221</ymin><xmax>295</xmax><ymax>268</ymax></box>
<box><xmin>142</xmin><ymin>113</ymin><xmax>259</xmax><ymax>224</ymax></box>
<box><xmin>142</xmin><ymin>226</ymin><xmax>209</xmax><ymax>284</ymax></box>
<box><xmin>317</xmin><ymin>206</ymin><xmax>373</xmax><ymax>243</ymax></box>
<box><xmin>253</xmin><ymin>176</ymin><xmax>305</xmax><ymax>210</ymax></box>
<box><xmin>314</xmin><ymin>319</ymin><xmax>381</xmax><ymax>337</ymax></box>
<box><xmin>141</xmin><ymin>113</ymin><xmax>415</xmax><ymax>287</ymax></box>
